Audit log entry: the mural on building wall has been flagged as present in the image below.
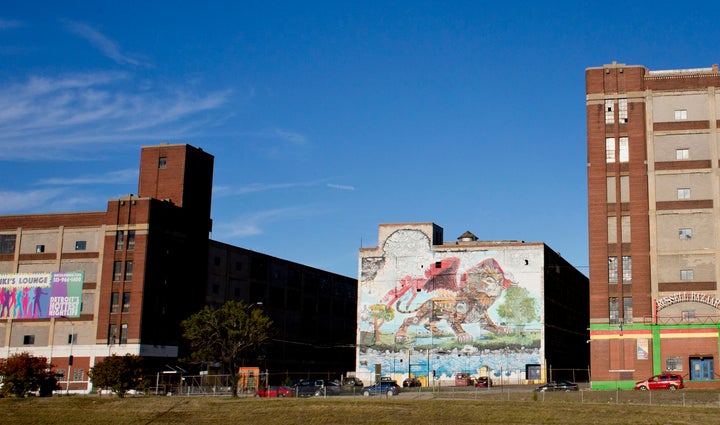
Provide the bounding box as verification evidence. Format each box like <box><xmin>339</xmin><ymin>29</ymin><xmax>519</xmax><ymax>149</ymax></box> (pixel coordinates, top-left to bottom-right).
<box><xmin>0</xmin><ymin>272</ymin><xmax>83</xmax><ymax>319</ymax></box>
<box><xmin>358</xmin><ymin>229</ymin><xmax>541</xmax><ymax>385</ymax></box>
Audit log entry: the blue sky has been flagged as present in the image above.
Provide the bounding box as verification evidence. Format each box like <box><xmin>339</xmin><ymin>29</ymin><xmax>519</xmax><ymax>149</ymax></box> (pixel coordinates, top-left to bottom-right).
<box><xmin>1</xmin><ymin>2</ymin><xmax>719</xmax><ymax>278</ymax></box>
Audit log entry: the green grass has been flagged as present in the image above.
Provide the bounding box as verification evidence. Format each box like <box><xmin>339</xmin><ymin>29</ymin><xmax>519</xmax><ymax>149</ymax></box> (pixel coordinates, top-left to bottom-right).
<box><xmin>2</xmin><ymin>392</ymin><xmax>720</xmax><ymax>425</ymax></box>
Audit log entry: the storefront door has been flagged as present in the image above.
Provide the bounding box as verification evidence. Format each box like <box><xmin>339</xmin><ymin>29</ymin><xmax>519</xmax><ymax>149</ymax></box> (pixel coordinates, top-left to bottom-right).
<box><xmin>690</xmin><ymin>357</ymin><xmax>714</xmax><ymax>380</ymax></box>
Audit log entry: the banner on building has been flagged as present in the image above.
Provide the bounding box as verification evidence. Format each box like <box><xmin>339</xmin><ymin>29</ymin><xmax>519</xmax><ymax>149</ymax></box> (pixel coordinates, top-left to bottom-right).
<box><xmin>0</xmin><ymin>271</ymin><xmax>83</xmax><ymax>319</ymax></box>
<box><xmin>637</xmin><ymin>338</ymin><xmax>649</xmax><ymax>360</ymax></box>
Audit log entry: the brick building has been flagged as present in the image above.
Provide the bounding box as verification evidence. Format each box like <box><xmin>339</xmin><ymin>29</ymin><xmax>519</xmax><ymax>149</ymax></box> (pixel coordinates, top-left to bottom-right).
<box><xmin>0</xmin><ymin>143</ymin><xmax>356</xmax><ymax>392</ymax></box>
<box><xmin>586</xmin><ymin>62</ymin><xmax>720</xmax><ymax>389</ymax></box>
<box><xmin>356</xmin><ymin>223</ymin><xmax>588</xmax><ymax>386</ymax></box>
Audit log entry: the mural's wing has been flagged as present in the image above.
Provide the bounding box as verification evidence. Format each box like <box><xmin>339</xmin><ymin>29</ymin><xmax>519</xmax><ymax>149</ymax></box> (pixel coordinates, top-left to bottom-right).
<box><xmin>422</xmin><ymin>257</ymin><xmax>460</xmax><ymax>293</ymax></box>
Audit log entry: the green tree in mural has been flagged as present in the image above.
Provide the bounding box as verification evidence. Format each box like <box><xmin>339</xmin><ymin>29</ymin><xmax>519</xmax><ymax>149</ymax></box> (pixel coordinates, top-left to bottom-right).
<box><xmin>368</xmin><ymin>304</ymin><xmax>395</xmax><ymax>343</ymax></box>
<box><xmin>497</xmin><ymin>286</ymin><xmax>539</xmax><ymax>334</ymax></box>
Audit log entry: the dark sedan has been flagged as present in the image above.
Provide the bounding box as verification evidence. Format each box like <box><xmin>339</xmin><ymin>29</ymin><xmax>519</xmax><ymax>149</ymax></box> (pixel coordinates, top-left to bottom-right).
<box><xmin>535</xmin><ymin>380</ymin><xmax>579</xmax><ymax>392</ymax></box>
<box><xmin>403</xmin><ymin>377</ymin><xmax>421</xmax><ymax>387</ymax></box>
<box><xmin>362</xmin><ymin>380</ymin><xmax>401</xmax><ymax>397</ymax></box>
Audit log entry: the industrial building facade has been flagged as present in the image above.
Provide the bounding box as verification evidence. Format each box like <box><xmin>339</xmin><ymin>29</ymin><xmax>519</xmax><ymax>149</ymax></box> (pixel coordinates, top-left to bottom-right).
<box><xmin>586</xmin><ymin>63</ymin><xmax>720</xmax><ymax>389</ymax></box>
<box><xmin>356</xmin><ymin>223</ymin><xmax>588</xmax><ymax>386</ymax></box>
<box><xmin>0</xmin><ymin>143</ymin><xmax>356</xmax><ymax>392</ymax></box>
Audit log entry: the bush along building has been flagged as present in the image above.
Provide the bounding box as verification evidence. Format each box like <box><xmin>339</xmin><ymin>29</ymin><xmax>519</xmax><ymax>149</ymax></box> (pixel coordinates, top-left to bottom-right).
<box><xmin>586</xmin><ymin>62</ymin><xmax>720</xmax><ymax>389</ymax></box>
<box><xmin>356</xmin><ymin>223</ymin><xmax>588</xmax><ymax>386</ymax></box>
<box><xmin>0</xmin><ymin>143</ymin><xmax>357</xmax><ymax>392</ymax></box>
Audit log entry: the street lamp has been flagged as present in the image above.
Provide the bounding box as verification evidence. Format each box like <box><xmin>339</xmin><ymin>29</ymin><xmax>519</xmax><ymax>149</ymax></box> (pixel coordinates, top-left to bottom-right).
<box><xmin>61</xmin><ymin>316</ymin><xmax>75</xmax><ymax>395</ymax></box>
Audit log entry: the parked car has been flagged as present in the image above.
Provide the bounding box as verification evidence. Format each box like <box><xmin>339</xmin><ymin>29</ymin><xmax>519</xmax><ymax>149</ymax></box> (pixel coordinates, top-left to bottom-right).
<box><xmin>343</xmin><ymin>377</ymin><xmax>363</xmax><ymax>387</ymax></box>
<box><xmin>254</xmin><ymin>386</ymin><xmax>296</xmax><ymax>398</ymax></box>
<box><xmin>454</xmin><ymin>372</ymin><xmax>472</xmax><ymax>386</ymax></box>
<box><xmin>535</xmin><ymin>380</ymin><xmax>579</xmax><ymax>392</ymax></box>
<box><xmin>634</xmin><ymin>374</ymin><xmax>684</xmax><ymax>391</ymax></box>
<box><xmin>293</xmin><ymin>380</ymin><xmax>323</xmax><ymax>397</ymax></box>
<box><xmin>474</xmin><ymin>377</ymin><xmax>491</xmax><ymax>388</ymax></box>
<box><xmin>314</xmin><ymin>381</ymin><xmax>342</xmax><ymax>397</ymax></box>
<box><xmin>403</xmin><ymin>377</ymin><xmax>422</xmax><ymax>387</ymax></box>
<box><xmin>362</xmin><ymin>380</ymin><xmax>401</xmax><ymax>397</ymax></box>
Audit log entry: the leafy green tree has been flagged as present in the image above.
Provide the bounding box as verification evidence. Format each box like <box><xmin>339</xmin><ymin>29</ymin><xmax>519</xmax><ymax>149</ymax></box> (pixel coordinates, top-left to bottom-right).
<box><xmin>497</xmin><ymin>286</ymin><xmax>539</xmax><ymax>334</ymax></box>
<box><xmin>88</xmin><ymin>354</ymin><xmax>144</xmax><ymax>397</ymax></box>
<box><xmin>0</xmin><ymin>352</ymin><xmax>58</xmax><ymax>397</ymax></box>
<box><xmin>368</xmin><ymin>303</ymin><xmax>395</xmax><ymax>343</ymax></box>
<box><xmin>181</xmin><ymin>300</ymin><xmax>273</xmax><ymax>374</ymax></box>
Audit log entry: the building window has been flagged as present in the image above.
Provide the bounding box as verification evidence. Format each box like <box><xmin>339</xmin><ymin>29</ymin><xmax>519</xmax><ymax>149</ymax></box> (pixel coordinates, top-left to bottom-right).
<box><xmin>605</xmin><ymin>138</ymin><xmax>615</xmax><ymax>163</ymax></box>
<box><xmin>235</xmin><ymin>261</ymin><xmax>242</xmax><ymax>271</ymax></box>
<box><xmin>159</xmin><ymin>157</ymin><xmax>167</xmax><ymax>169</ymax></box>
<box><xmin>676</xmin><ymin>148</ymin><xmax>689</xmax><ymax>160</ymax></box>
<box><xmin>623</xmin><ymin>296</ymin><xmax>633</xmax><ymax>324</ymax></box>
<box><xmin>113</xmin><ymin>261</ymin><xmax>122</xmax><ymax>281</ymax></box>
<box><xmin>619</xmin><ymin>137</ymin><xmax>629</xmax><ymax>163</ymax></box>
<box><xmin>23</xmin><ymin>335</ymin><xmax>35</xmax><ymax>345</ymax></box>
<box><xmin>122</xmin><ymin>292</ymin><xmax>130</xmax><ymax>313</ymax></box>
<box><xmin>110</xmin><ymin>292</ymin><xmax>119</xmax><ymax>313</ymax></box>
<box><xmin>666</xmin><ymin>356</ymin><xmax>683</xmax><ymax>371</ymax></box>
<box><xmin>605</xmin><ymin>99</ymin><xmax>615</xmax><ymax>124</ymax></box>
<box><xmin>622</xmin><ymin>256</ymin><xmax>632</xmax><ymax>283</ymax></box>
<box><xmin>0</xmin><ymin>234</ymin><xmax>16</xmax><ymax>255</ymax></box>
<box><xmin>120</xmin><ymin>323</ymin><xmax>128</xmax><ymax>344</ymax></box>
<box><xmin>124</xmin><ymin>261</ymin><xmax>133</xmax><ymax>281</ymax></box>
<box><xmin>75</xmin><ymin>241</ymin><xmax>87</xmax><ymax>251</ymax></box>
<box><xmin>674</xmin><ymin>109</ymin><xmax>688</xmax><ymax>120</ymax></box>
<box><xmin>73</xmin><ymin>369</ymin><xmax>84</xmax><ymax>382</ymax></box>
<box><xmin>679</xmin><ymin>228</ymin><xmax>693</xmax><ymax>239</ymax></box>
<box><xmin>115</xmin><ymin>231</ymin><xmax>124</xmax><ymax>251</ymax></box>
<box><xmin>682</xmin><ymin>310</ymin><xmax>696</xmax><ymax>321</ymax></box>
<box><xmin>109</xmin><ymin>324</ymin><xmax>117</xmax><ymax>344</ymax></box>
<box><xmin>618</xmin><ymin>98</ymin><xmax>628</xmax><ymax>123</ymax></box>
<box><xmin>680</xmin><ymin>269</ymin><xmax>694</xmax><ymax>280</ymax></box>
<box><xmin>214</xmin><ymin>256</ymin><xmax>221</xmax><ymax>266</ymax></box>
<box><xmin>35</xmin><ymin>245</ymin><xmax>45</xmax><ymax>253</ymax></box>
<box><xmin>677</xmin><ymin>188</ymin><xmax>691</xmax><ymax>200</ymax></box>
<box><xmin>609</xmin><ymin>298</ymin><xmax>619</xmax><ymax>324</ymax></box>
<box><xmin>608</xmin><ymin>256</ymin><xmax>618</xmax><ymax>283</ymax></box>
<box><xmin>212</xmin><ymin>284</ymin><xmax>219</xmax><ymax>294</ymax></box>
<box><xmin>126</xmin><ymin>231</ymin><xmax>135</xmax><ymax>251</ymax></box>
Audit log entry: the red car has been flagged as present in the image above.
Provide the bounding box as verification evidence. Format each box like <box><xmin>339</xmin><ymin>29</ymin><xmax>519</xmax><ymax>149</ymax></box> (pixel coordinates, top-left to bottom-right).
<box><xmin>634</xmin><ymin>374</ymin><xmax>684</xmax><ymax>391</ymax></box>
<box><xmin>254</xmin><ymin>386</ymin><xmax>296</xmax><ymax>397</ymax></box>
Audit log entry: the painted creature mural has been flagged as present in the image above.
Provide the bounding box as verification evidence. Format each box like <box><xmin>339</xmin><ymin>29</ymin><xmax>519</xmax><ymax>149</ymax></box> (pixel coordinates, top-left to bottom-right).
<box><xmin>358</xmin><ymin>229</ymin><xmax>541</xmax><ymax>385</ymax></box>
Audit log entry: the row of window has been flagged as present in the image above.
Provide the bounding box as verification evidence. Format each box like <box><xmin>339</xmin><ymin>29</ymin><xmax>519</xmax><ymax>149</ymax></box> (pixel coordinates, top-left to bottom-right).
<box><xmin>113</xmin><ymin>261</ymin><xmax>133</xmax><ymax>281</ymax></box>
<box><xmin>606</xmin><ymin>137</ymin><xmax>629</xmax><ymax>163</ymax></box>
<box><xmin>608</xmin><ymin>255</ymin><xmax>696</xmax><ymax>282</ymax></box>
<box><xmin>115</xmin><ymin>231</ymin><xmax>135</xmax><ymax>251</ymax></box>
<box><xmin>0</xmin><ymin>235</ymin><xmax>89</xmax><ymax>255</ymax></box>
<box><xmin>110</xmin><ymin>292</ymin><xmax>131</xmax><ymax>313</ymax></box>
<box><xmin>109</xmin><ymin>323</ymin><xmax>128</xmax><ymax>344</ymax></box>
<box><xmin>608</xmin><ymin>256</ymin><xmax>632</xmax><ymax>283</ymax></box>
<box><xmin>23</xmin><ymin>333</ymin><xmax>76</xmax><ymax>345</ymax></box>
<box><xmin>605</xmin><ymin>99</ymin><xmax>628</xmax><ymax>124</ymax></box>
<box><xmin>606</xmin><ymin>99</ymin><xmax>688</xmax><ymax>124</ymax></box>
<box><xmin>608</xmin><ymin>296</ymin><xmax>632</xmax><ymax>324</ymax></box>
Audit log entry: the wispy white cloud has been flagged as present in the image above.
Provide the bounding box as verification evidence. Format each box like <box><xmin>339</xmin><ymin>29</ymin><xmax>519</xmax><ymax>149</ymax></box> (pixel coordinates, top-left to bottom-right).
<box><xmin>214</xmin><ymin>181</ymin><xmax>320</xmax><ymax>197</ymax></box>
<box><xmin>36</xmin><ymin>169</ymin><xmax>138</xmax><ymax>185</ymax></box>
<box><xmin>0</xmin><ymin>72</ymin><xmax>231</xmax><ymax>159</ymax></box>
<box><xmin>60</xmin><ymin>19</ymin><xmax>142</xmax><ymax>66</ymax></box>
<box><xmin>0</xmin><ymin>188</ymin><xmax>65</xmax><ymax>214</ymax></box>
<box><xmin>214</xmin><ymin>205</ymin><xmax>328</xmax><ymax>238</ymax></box>
<box><xmin>326</xmin><ymin>183</ymin><xmax>355</xmax><ymax>191</ymax></box>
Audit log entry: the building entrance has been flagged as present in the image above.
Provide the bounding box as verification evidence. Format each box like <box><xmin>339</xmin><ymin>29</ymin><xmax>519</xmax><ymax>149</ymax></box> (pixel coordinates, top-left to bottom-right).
<box><xmin>689</xmin><ymin>357</ymin><xmax>714</xmax><ymax>381</ymax></box>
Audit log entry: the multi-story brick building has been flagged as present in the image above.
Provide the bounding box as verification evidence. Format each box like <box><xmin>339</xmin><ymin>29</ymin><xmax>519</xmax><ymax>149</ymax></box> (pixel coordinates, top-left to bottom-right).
<box><xmin>0</xmin><ymin>143</ymin><xmax>356</xmax><ymax>392</ymax></box>
<box><xmin>586</xmin><ymin>62</ymin><xmax>720</xmax><ymax>389</ymax></box>
<box><xmin>356</xmin><ymin>223</ymin><xmax>588</xmax><ymax>386</ymax></box>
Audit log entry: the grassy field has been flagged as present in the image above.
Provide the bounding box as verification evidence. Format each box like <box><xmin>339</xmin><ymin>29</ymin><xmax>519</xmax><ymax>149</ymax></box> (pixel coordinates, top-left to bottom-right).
<box><xmin>2</xmin><ymin>392</ymin><xmax>720</xmax><ymax>425</ymax></box>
